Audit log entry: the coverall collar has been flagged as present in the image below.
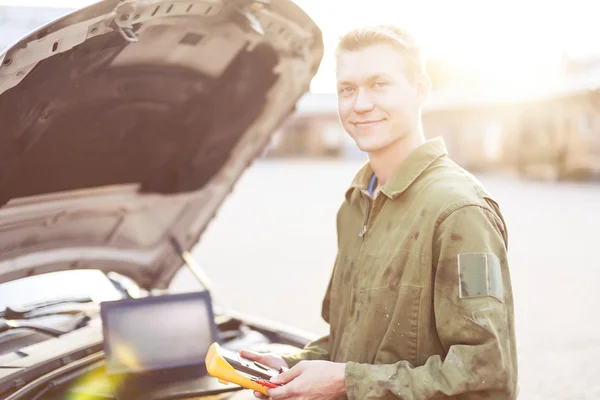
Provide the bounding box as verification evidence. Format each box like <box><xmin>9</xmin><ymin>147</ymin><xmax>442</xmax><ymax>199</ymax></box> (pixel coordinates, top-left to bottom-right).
<box><xmin>346</xmin><ymin>137</ymin><xmax>448</xmax><ymax>201</ymax></box>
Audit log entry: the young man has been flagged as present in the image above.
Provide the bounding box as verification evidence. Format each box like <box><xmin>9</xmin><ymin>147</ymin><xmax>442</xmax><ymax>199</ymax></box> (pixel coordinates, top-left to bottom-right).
<box><xmin>242</xmin><ymin>25</ymin><xmax>518</xmax><ymax>400</ymax></box>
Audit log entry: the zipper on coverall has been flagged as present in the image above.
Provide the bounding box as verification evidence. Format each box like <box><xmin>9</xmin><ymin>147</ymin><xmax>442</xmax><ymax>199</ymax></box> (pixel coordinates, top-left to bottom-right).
<box><xmin>358</xmin><ymin>191</ymin><xmax>372</xmax><ymax>238</ymax></box>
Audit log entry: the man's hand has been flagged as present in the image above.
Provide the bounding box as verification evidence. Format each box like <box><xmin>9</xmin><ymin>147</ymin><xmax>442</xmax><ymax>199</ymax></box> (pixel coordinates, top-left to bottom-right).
<box><xmin>239</xmin><ymin>349</ymin><xmax>289</xmax><ymax>399</ymax></box>
<box><xmin>267</xmin><ymin>360</ymin><xmax>346</xmax><ymax>400</ymax></box>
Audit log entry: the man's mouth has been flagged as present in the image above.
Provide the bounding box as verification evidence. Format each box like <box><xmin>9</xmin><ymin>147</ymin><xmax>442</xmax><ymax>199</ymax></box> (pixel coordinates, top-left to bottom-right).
<box><xmin>352</xmin><ymin>119</ymin><xmax>384</xmax><ymax>127</ymax></box>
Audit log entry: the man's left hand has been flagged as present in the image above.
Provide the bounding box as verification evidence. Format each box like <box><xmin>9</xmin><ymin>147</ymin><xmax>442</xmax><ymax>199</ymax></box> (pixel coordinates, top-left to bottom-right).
<box><xmin>266</xmin><ymin>360</ymin><xmax>346</xmax><ymax>400</ymax></box>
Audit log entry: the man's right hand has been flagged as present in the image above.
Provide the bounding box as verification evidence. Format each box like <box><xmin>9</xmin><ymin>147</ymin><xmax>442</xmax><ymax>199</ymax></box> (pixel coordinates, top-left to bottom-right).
<box><xmin>239</xmin><ymin>349</ymin><xmax>289</xmax><ymax>399</ymax></box>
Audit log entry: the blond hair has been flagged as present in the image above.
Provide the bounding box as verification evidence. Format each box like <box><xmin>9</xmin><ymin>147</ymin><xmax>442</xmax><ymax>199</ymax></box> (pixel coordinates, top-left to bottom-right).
<box><xmin>335</xmin><ymin>25</ymin><xmax>426</xmax><ymax>82</ymax></box>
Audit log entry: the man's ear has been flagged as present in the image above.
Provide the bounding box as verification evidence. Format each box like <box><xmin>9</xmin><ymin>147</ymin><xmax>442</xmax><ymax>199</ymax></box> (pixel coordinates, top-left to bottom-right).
<box><xmin>415</xmin><ymin>72</ymin><xmax>432</xmax><ymax>105</ymax></box>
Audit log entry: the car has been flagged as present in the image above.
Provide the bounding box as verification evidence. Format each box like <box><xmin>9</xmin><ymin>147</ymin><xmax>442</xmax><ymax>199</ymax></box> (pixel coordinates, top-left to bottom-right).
<box><xmin>0</xmin><ymin>0</ymin><xmax>324</xmax><ymax>398</ymax></box>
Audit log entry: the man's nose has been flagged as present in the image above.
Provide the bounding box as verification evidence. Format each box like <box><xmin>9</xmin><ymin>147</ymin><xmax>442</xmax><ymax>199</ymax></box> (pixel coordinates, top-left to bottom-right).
<box><xmin>352</xmin><ymin>88</ymin><xmax>374</xmax><ymax>113</ymax></box>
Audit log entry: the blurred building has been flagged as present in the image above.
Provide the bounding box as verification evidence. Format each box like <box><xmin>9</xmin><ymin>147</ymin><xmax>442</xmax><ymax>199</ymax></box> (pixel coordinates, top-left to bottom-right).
<box><xmin>269</xmin><ymin>59</ymin><xmax>600</xmax><ymax>181</ymax></box>
<box><xmin>422</xmin><ymin>58</ymin><xmax>600</xmax><ymax>180</ymax></box>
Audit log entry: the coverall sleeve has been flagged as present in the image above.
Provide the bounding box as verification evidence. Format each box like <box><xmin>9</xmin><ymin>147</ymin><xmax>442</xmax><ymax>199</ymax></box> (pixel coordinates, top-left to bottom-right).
<box><xmin>280</xmin><ymin>334</ymin><xmax>330</xmax><ymax>368</ymax></box>
<box><xmin>344</xmin><ymin>204</ymin><xmax>518</xmax><ymax>399</ymax></box>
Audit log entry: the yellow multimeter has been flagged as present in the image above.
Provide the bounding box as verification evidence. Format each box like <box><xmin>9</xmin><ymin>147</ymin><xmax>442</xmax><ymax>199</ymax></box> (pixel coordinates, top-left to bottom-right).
<box><xmin>205</xmin><ymin>342</ymin><xmax>283</xmax><ymax>396</ymax></box>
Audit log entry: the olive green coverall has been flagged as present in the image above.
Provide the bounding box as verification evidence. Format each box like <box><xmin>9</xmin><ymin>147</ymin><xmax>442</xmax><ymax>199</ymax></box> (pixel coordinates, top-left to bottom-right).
<box><xmin>282</xmin><ymin>137</ymin><xmax>518</xmax><ymax>399</ymax></box>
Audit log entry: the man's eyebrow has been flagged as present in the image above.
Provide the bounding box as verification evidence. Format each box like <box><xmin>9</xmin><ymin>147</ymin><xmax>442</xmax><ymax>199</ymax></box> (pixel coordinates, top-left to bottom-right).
<box><xmin>367</xmin><ymin>73</ymin><xmax>392</xmax><ymax>81</ymax></box>
<box><xmin>337</xmin><ymin>74</ymin><xmax>391</xmax><ymax>86</ymax></box>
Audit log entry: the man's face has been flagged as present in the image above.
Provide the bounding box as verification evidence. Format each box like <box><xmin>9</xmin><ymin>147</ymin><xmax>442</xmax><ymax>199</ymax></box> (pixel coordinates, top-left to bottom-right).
<box><xmin>336</xmin><ymin>44</ymin><xmax>425</xmax><ymax>154</ymax></box>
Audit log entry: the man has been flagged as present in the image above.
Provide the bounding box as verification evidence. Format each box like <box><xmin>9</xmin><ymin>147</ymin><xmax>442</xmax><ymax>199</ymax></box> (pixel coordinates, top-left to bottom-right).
<box><xmin>242</xmin><ymin>25</ymin><xmax>518</xmax><ymax>399</ymax></box>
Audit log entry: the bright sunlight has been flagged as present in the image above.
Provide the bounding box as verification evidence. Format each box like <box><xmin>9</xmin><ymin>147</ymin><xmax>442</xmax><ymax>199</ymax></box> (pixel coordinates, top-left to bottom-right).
<box><xmin>2</xmin><ymin>0</ymin><xmax>599</xmax><ymax>96</ymax></box>
<box><xmin>295</xmin><ymin>0</ymin><xmax>600</xmax><ymax>94</ymax></box>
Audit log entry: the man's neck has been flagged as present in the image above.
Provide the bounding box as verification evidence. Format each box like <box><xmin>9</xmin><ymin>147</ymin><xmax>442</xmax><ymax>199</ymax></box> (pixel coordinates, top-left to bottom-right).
<box><xmin>368</xmin><ymin>130</ymin><xmax>425</xmax><ymax>187</ymax></box>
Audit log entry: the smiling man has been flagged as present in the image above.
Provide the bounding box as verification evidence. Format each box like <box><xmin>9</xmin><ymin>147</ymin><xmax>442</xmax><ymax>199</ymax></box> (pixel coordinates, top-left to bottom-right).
<box><xmin>242</xmin><ymin>25</ymin><xmax>518</xmax><ymax>400</ymax></box>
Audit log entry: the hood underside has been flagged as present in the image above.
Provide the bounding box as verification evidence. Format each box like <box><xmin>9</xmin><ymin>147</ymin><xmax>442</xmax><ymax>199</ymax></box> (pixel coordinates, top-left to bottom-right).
<box><xmin>0</xmin><ymin>0</ymin><xmax>323</xmax><ymax>288</ymax></box>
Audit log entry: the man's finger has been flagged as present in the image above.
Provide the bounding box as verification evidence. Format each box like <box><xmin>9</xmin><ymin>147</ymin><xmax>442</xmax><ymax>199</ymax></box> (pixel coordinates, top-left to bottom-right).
<box><xmin>240</xmin><ymin>349</ymin><xmax>261</xmax><ymax>360</ymax></box>
<box><xmin>267</xmin><ymin>384</ymin><xmax>293</xmax><ymax>399</ymax></box>
<box><xmin>270</xmin><ymin>364</ymin><xmax>302</xmax><ymax>384</ymax></box>
<box><xmin>253</xmin><ymin>390</ymin><xmax>267</xmax><ymax>399</ymax></box>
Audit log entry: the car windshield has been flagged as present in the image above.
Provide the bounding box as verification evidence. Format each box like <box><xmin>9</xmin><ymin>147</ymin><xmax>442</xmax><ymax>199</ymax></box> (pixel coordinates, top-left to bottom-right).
<box><xmin>0</xmin><ymin>269</ymin><xmax>124</xmax><ymax>311</ymax></box>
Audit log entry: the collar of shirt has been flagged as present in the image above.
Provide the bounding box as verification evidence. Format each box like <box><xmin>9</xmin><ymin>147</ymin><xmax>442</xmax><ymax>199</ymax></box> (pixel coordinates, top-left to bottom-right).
<box><xmin>367</xmin><ymin>172</ymin><xmax>377</xmax><ymax>197</ymax></box>
<box><xmin>345</xmin><ymin>137</ymin><xmax>448</xmax><ymax>201</ymax></box>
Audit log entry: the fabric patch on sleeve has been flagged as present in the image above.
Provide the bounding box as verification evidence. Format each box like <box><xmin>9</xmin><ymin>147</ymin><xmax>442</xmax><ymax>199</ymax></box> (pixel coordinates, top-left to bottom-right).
<box><xmin>457</xmin><ymin>253</ymin><xmax>503</xmax><ymax>302</ymax></box>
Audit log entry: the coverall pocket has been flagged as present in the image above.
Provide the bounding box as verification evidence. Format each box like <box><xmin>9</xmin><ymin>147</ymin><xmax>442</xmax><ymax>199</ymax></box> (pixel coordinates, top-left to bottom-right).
<box><xmin>354</xmin><ymin>284</ymin><xmax>422</xmax><ymax>365</ymax></box>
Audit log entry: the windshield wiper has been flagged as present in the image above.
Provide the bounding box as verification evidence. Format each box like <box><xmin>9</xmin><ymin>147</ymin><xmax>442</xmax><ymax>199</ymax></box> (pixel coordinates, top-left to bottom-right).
<box><xmin>0</xmin><ymin>296</ymin><xmax>93</xmax><ymax>319</ymax></box>
<box><xmin>0</xmin><ymin>313</ymin><xmax>91</xmax><ymax>337</ymax></box>
<box><xmin>0</xmin><ymin>319</ymin><xmax>66</xmax><ymax>337</ymax></box>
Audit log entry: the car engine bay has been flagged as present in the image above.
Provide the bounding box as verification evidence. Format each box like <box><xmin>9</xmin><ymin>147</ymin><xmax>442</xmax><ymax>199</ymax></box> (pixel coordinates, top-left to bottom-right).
<box><xmin>1</xmin><ymin>295</ymin><xmax>306</xmax><ymax>400</ymax></box>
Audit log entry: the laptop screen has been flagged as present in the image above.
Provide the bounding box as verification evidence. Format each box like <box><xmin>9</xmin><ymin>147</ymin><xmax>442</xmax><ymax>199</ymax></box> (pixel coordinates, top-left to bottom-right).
<box><xmin>100</xmin><ymin>291</ymin><xmax>219</xmax><ymax>375</ymax></box>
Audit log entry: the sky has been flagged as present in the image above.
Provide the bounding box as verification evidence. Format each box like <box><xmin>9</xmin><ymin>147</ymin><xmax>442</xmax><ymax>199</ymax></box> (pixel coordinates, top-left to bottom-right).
<box><xmin>295</xmin><ymin>0</ymin><xmax>600</xmax><ymax>93</ymax></box>
<box><xmin>2</xmin><ymin>0</ymin><xmax>599</xmax><ymax>93</ymax></box>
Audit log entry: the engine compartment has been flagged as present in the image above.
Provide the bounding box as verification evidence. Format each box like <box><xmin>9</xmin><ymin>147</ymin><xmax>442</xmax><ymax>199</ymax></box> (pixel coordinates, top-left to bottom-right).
<box><xmin>3</xmin><ymin>313</ymin><xmax>305</xmax><ymax>400</ymax></box>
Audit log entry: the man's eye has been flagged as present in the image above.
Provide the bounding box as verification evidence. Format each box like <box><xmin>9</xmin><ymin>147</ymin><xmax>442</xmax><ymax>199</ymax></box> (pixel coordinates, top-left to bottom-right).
<box><xmin>373</xmin><ymin>81</ymin><xmax>388</xmax><ymax>88</ymax></box>
<box><xmin>339</xmin><ymin>87</ymin><xmax>355</xmax><ymax>95</ymax></box>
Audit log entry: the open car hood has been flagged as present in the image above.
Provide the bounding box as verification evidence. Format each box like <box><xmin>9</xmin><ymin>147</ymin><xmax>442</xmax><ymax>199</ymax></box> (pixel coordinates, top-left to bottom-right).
<box><xmin>0</xmin><ymin>0</ymin><xmax>323</xmax><ymax>288</ymax></box>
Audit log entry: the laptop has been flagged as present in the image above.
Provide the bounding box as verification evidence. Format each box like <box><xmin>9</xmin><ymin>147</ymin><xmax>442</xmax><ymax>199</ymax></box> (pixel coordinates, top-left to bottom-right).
<box><xmin>100</xmin><ymin>290</ymin><xmax>239</xmax><ymax>400</ymax></box>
